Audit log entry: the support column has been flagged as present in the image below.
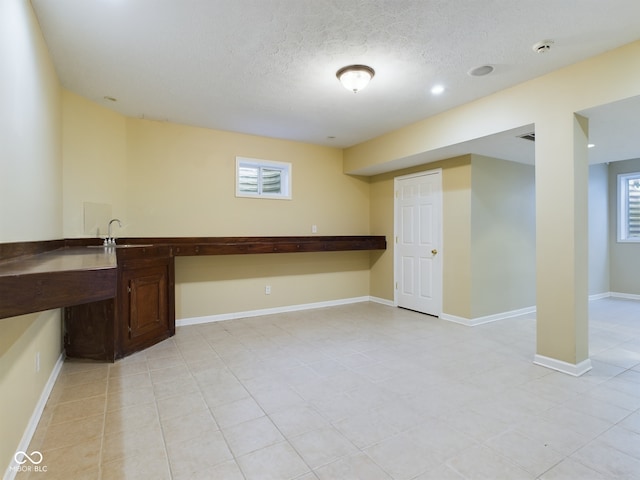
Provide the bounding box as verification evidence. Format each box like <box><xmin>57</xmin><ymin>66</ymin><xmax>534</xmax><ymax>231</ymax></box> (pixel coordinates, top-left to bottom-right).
<box><xmin>534</xmin><ymin>113</ymin><xmax>591</xmax><ymax>376</ymax></box>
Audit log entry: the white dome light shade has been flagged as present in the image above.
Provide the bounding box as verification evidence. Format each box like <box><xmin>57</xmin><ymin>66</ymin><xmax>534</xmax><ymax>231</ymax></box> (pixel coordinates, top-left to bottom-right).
<box><xmin>336</xmin><ymin>65</ymin><xmax>375</xmax><ymax>93</ymax></box>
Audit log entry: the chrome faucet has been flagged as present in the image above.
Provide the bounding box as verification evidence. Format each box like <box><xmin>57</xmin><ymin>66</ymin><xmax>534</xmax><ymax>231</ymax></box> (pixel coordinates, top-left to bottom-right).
<box><xmin>104</xmin><ymin>218</ymin><xmax>122</xmax><ymax>246</ymax></box>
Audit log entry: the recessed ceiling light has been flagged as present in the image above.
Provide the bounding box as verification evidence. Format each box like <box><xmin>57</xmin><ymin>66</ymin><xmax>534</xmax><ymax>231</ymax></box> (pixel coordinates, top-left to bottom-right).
<box><xmin>467</xmin><ymin>65</ymin><xmax>494</xmax><ymax>77</ymax></box>
<box><xmin>588</xmin><ymin>143</ymin><xmax>595</xmax><ymax>148</ymax></box>
<box><xmin>430</xmin><ymin>84</ymin><xmax>445</xmax><ymax>95</ymax></box>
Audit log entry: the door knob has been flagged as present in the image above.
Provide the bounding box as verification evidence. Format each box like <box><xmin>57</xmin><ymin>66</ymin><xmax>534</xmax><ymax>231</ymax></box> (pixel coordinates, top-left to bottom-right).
<box><xmin>431</xmin><ymin>249</ymin><xmax>438</xmax><ymax>255</ymax></box>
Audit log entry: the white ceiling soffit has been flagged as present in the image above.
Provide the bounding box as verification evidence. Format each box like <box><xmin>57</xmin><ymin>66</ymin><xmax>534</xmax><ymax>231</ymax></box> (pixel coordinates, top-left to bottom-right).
<box><xmin>31</xmin><ymin>0</ymin><xmax>640</xmax><ymax>168</ymax></box>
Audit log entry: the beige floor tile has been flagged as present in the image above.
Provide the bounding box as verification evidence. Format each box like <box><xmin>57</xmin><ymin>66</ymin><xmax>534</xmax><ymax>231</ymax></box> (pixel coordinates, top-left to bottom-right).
<box><xmin>445</xmin><ymin>444</ymin><xmax>534</xmax><ymax>480</ymax></box>
<box><xmin>155</xmin><ymin>390</ymin><xmax>208</xmax><ymax>421</ymax></box>
<box><xmin>161</xmin><ymin>409</ymin><xmax>219</xmax><ymax>446</ymax></box>
<box><xmin>107</xmin><ymin>371</ymin><xmax>152</xmax><ymax>393</ymax></box>
<box><xmin>30</xmin><ymin>437</ymin><xmax>102</xmax><ymax>480</ymax></box>
<box><xmin>314</xmin><ymin>452</ymin><xmax>391</xmax><ymax>480</ymax></box>
<box><xmin>56</xmin><ymin>380</ymin><xmax>107</xmax><ymax>404</ymax></box>
<box><xmin>172</xmin><ymin>459</ymin><xmax>244</xmax><ymax>480</ymax></box>
<box><xmin>289</xmin><ymin>426</ymin><xmax>358</xmax><ymax>470</ymax></box>
<box><xmin>49</xmin><ymin>395</ymin><xmax>106</xmax><ymax>425</ymax></box>
<box><xmin>101</xmin><ymin>422</ymin><xmax>166</xmax><ymax>464</ymax></box>
<box><xmin>40</xmin><ymin>414</ymin><xmax>104</xmax><ymax>452</ymax></box>
<box><xmin>484</xmin><ymin>429</ymin><xmax>565</xmax><ymax>477</ymax></box>
<box><xmin>152</xmin><ymin>375</ymin><xmax>200</xmax><ymax>399</ymax></box>
<box><xmin>237</xmin><ymin>441</ymin><xmax>309</xmax><ymax>480</ymax></box>
<box><xmin>13</xmin><ymin>299</ymin><xmax>640</xmax><ymax>480</ymax></box>
<box><xmin>211</xmin><ymin>396</ymin><xmax>265</xmax><ymax>428</ymax></box>
<box><xmin>104</xmin><ymin>402</ymin><xmax>159</xmax><ymax>437</ymax></box>
<box><xmin>571</xmin><ymin>440</ymin><xmax>640</xmax><ymax>478</ymax></box>
<box><xmin>108</xmin><ymin>357</ymin><xmax>149</xmax><ymax>378</ymax></box>
<box><xmin>222</xmin><ymin>416</ymin><xmax>284</xmax><ymax>457</ymax></box>
<box><xmin>363</xmin><ymin>428</ymin><xmax>448</xmax><ymax>479</ymax></box>
<box><xmin>101</xmin><ymin>449</ymin><xmax>171</xmax><ymax>480</ymax></box>
<box><xmin>269</xmin><ymin>404</ymin><xmax>329</xmax><ymax>438</ymax></box>
<box><xmin>166</xmin><ymin>431</ymin><xmax>233</xmax><ymax>474</ymax></box>
<box><xmin>106</xmin><ymin>384</ymin><xmax>156</xmax><ymax>411</ymax></box>
<box><xmin>538</xmin><ymin>457</ymin><xmax>609</xmax><ymax>480</ymax></box>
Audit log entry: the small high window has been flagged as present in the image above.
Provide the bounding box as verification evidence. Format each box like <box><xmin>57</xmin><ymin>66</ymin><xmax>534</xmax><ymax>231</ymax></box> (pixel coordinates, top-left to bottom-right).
<box><xmin>618</xmin><ymin>172</ymin><xmax>640</xmax><ymax>242</ymax></box>
<box><xmin>236</xmin><ymin>157</ymin><xmax>291</xmax><ymax>200</ymax></box>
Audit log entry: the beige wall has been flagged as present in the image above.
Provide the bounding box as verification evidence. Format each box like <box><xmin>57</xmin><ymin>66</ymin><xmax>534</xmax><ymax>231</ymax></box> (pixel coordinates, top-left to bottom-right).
<box><xmin>0</xmin><ymin>0</ymin><xmax>63</xmax><ymax>475</ymax></box>
<box><xmin>349</xmin><ymin>41</ymin><xmax>640</xmax><ymax>366</ymax></box>
<box><xmin>588</xmin><ymin>164</ymin><xmax>610</xmax><ymax>296</ymax></box>
<box><xmin>368</xmin><ymin>154</ymin><xmax>536</xmax><ymax>321</ymax></box>
<box><xmin>59</xmin><ymin>110</ymin><xmax>374</xmax><ymax>319</ymax></box>
<box><xmin>609</xmin><ymin>158</ymin><xmax>640</xmax><ymax>295</ymax></box>
<box><xmin>62</xmin><ymin>91</ymin><xmax>128</xmax><ymax>238</ymax></box>
<box><xmin>123</xmin><ymin>118</ymin><xmax>373</xmax><ymax>318</ymax></box>
<box><xmin>124</xmin><ymin>118</ymin><xmax>369</xmax><ymax>237</ymax></box>
<box><xmin>470</xmin><ymin>155</ymin><xmax>536</xmax><ymax>318</ymax></box>
<box><xmin>368</xmin><ymin>156</ymin><xmax>473</xmax><ymax>317</ymax></box>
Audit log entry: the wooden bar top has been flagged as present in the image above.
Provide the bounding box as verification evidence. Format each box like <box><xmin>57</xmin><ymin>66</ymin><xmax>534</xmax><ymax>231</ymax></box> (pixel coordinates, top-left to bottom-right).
<box><xmin>0</xmin><ymin>236</ymin><xmax>386</xmax><ymax>320</ymax></box>
<box><xmin>0</xmin><ymin>247</ymin><xmax>118</xmax><ymax>319</ymax></box>
<box><xmin>0</xmin><ymin>247</ymin><xmax>116</xmax><ymax>276</ymax></box>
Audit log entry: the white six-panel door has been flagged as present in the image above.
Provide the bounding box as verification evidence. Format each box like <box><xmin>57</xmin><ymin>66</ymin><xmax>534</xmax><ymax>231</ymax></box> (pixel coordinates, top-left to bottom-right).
<box><xmin>394</xmin><ymin>170</ymin><xmax>442</xmax><ymax>316</ymax></box>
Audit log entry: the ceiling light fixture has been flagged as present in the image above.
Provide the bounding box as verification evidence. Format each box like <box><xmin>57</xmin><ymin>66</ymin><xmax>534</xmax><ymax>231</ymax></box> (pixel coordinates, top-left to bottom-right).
<box><xmin>431</xmin><ymin>84</ymin><xmax>445</xmax><ymax>95</ymax></box>
<box><xmin>336</xmin><ymin>65</ymin><xmax>375</xmax><ymax>93</ymax></box>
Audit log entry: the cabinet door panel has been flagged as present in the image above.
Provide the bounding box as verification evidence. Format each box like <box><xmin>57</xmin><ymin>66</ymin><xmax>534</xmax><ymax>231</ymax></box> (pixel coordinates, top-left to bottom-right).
<box><xmin>122</xmin><ymin>264</ymin><xmax>169</xmax><ymax>352</ymax></box>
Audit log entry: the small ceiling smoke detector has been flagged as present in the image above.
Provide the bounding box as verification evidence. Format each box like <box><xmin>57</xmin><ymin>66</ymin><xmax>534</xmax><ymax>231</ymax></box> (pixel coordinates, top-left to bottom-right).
<box><xmin>467</xmin><ymin>65</ymin><xmax>494</xmax><ymax>77</ymax></box>
<box><xmin>532</xmin><ymin>40</ymin><xmax>554</xmax><ymax>54</ymax></box>
<box><xmin>518</xmin><ymin>132</ymin><xmax>536</xmax><ymax>142</ymax></box>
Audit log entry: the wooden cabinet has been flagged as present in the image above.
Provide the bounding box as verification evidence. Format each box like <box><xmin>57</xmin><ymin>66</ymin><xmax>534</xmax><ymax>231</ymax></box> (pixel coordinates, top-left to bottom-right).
<box><xmin>118</xmin><ymin>251</ymin><xmax>174</xmax><ymax>357</ymax></box>
<box><xmin>64</xmin><ymin>246</ymin><xmax>174</xmax><ymax>361</ymax></box>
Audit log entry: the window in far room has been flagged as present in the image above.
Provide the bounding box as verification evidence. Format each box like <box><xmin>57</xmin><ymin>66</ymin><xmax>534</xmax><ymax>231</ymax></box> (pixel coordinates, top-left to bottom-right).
<box><xmin>618</xmin><ymin>171</ymin><xmax>640</xmax><ymax>242</ymax></box>
<box><xmin>236</xmin><ymin>157</ymin><xmax>291</xmax><ymax>200</ymax></box>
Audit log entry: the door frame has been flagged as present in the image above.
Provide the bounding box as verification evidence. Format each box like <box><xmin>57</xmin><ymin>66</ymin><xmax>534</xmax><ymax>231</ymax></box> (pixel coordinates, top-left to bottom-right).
<box><xmin>393</xmin><ymin>168</ymin><xmax>443</xmax><ymax>315</ymax></box>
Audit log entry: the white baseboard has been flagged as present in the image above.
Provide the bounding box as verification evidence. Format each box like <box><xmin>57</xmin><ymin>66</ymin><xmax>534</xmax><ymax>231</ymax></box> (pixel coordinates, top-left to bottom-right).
<box><xmin>369</xmin><ymin>296</ymin><xmax>395</xmax><ymax>307</ymax></box>
<box><xmin>610</xmin><ymin>291</ymin><xmax>640</xmax><ymax>301</ymax></box>
<box><xmin>589</xmin><ymin>292</ymin><xmax>611</xmax><ymax>301</ymax></box>
<box><xmin>4</xmin><ymin>353</ymin><xmax>65</xmax><ymax>480</ymax></box>
<box><xmin>176</xmin><ymin>296</ymin><xmax>372</xmax><ymax>327</ymax></box>
<box><xmin>533</xmin><ymin>354</ymin><xmax>593</xmax><ymax>377</ymax></box>
<box><xmin>440</xmin><ymin>305</ymin><xmax>537</xmax><ymax>327</ymax></box>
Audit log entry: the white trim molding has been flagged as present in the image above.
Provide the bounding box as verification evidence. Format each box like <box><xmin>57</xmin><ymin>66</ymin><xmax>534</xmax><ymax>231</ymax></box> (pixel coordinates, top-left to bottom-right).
<box><xmin>440</xmin><ymin>306</ymin><xmax>536</xmax><ymax>327</ymax></box>
<box><xmin>369</xmin><ymin>296</ymin><xmax>395</xmax><ymax>307</ymax></box>
<box><xmin>610</xmin><ymin>291</ymin><xmax>640</xmax><ymax>301</ymax></box>
<box><xmin>533</xmin><ymin>354</ymin><xmax>593</xmax><ymax>377</ymax></box>
<box><xmin>176</xmin><ymin>296</ymin><xmax>372</xmax><ymax>327</ymax></box>
<box><xmin>5</xmin><ymin>353</ymin><xmax>65</xmax><ymax>480</ymax></box>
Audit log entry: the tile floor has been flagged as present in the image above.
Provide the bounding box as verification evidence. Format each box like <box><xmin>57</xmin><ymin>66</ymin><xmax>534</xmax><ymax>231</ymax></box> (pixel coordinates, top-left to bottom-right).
<box><xmin>14</xmin><ymin>297</ymin><xmax>640</xmax><ymax>479</ymax></box>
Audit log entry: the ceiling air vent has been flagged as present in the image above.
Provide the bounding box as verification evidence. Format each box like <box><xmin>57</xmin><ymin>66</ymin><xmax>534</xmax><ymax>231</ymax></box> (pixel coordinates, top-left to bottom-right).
<box><xmin>518</xmin><ymin>132</ymin><xmax>535</xmax><ymax>142</ymax></box>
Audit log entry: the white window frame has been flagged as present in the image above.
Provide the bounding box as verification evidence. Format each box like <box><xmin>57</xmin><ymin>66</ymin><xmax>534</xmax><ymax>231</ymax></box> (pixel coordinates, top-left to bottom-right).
<box><xmin>617</xmin><ymin>171</ymin><xmax>640</xmax><ymax>243</ymax></box>
<box><xmin>235</xmin><ymin>156</ymin><xmax>292</xmax><ymax>200</ymax></box>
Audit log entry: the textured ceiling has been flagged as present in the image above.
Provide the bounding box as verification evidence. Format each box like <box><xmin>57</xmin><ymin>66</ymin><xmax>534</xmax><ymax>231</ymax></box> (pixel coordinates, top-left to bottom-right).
<box><xmin>31</xmin><ymin>0</ymin><xmax>640</xmax><ymax>166</ymax></box>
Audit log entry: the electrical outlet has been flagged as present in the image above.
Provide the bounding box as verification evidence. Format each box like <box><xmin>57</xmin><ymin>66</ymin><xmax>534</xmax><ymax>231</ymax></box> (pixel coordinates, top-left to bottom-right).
<box><xmin>265</xmin><ymin>285</ymin><xmax>271</xmax><ymax>295</ymax></box>
<box><xmin>35</xmin><ymin>352</ymin><xmax>40</xmax><ymax>373</ymax></box>
<box><xmin>312</xmin><ymin>224</ymin><xmax>317</xmax><ymax>233</ymax></box>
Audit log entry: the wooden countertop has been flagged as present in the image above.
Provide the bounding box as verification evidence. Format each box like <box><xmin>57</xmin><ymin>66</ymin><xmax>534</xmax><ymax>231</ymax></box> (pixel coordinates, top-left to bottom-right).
<box><xmin>0</xmin><ymin>247</ymin><xmax>118</xmax><ymax>319</ymax></box>
<box><xmin>0</xmin><ymin>236</ymin><xmax>386</xmax><ymax>320</ymax></box>
<box><xmin>0</xmin><ymin>247</ymin><xmax>116</xmax><ymax>276</ymax></box>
